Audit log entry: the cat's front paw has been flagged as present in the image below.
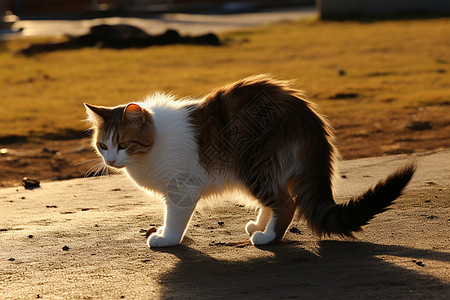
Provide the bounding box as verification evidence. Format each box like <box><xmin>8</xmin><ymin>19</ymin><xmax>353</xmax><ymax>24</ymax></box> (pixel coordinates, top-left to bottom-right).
<box><xmin>147</xmin><ymin>233</ymin><xmax>181</xmax><ymax>248</ymax></box>
<box><xmin>250</xmin><ymin>231</ymin><xmax>276</xmax><ymax>245</ymax></box>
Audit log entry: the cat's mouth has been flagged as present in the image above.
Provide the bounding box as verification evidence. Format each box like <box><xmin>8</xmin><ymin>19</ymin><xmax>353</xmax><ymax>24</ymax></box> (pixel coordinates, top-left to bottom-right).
<box><xmin>105</xmin><ymin>161</ymin><xmax>125</xmax><ymax>169</ymax></box>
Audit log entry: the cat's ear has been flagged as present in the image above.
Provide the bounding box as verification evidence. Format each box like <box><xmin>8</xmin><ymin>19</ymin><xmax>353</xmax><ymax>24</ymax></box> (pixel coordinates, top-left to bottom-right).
<box><xmin>123</xmin><ymin>103</ymin><xmax>147</xmax><ymax>123</ymax></box>
<box><xmin>84</xmin><ymin>103</ymin><xmax>111</xmax><ymax>124</ymax></box>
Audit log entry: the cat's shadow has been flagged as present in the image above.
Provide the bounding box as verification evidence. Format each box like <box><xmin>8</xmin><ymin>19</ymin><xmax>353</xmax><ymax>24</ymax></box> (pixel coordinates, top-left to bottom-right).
<box><xmin>152</xmin><ymin>239</ymin><xmax>449</xmax><ymax>299</ymax></box>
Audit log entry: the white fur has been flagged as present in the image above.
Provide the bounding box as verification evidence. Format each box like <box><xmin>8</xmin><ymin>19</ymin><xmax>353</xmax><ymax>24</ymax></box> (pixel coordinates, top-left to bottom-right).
<box><xmin>245</xmin><ymin>206</ymin><xmax>272</xmax><ymax>235</ymax></box>
<box><xmin>250</xmin><ymin>215</ymin><xmax>277</xmax><ymax>245</ymax></box>
<box><xmin>119</xmin><ymin>94</ymin><xmax>257</xmax><ymax>247</ymax></box>
<box><xmin>125</xmin><ymin>94</ymin><xmax>205</xmax><ymax>193</ymax></box>
<box><xmin>97</xmin><ymin>132</ymin><xmax>130</xmax><ymax>168</ymax></box>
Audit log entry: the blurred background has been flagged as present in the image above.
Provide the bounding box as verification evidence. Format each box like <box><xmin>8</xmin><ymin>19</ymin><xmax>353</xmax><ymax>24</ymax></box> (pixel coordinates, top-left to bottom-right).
<box><xmin>0</xmin><ymin>0</ymin><xmax>449</xmax><ymax>187</ymax></box>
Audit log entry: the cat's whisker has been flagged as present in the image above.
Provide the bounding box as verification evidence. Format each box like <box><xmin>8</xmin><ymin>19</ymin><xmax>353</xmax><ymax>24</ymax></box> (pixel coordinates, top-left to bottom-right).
<box><xmin>84</xmin><ymin>163</ymin><xmax>99</xmax><ymax>178</ymax></box>
<box><xmin>85</xmin><ymin>161</ymin><xmax>106</xmax><ymax>178</ymax></box>
<box><xmin>101</xmin><ymin>166</ymin><xmax>110</xmax><ymax>177</ymax></box>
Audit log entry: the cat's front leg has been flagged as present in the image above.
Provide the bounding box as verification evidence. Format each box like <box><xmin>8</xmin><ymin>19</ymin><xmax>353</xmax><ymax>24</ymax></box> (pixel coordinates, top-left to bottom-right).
<box><xmin>148</xmin><ymin>198</ymin><xmax>197</xmax><ymax>248</ymax></box>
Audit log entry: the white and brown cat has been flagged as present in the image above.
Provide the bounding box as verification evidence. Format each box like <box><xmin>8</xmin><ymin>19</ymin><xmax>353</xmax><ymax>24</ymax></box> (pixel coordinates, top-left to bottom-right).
<box><xmin>85</xmin><ymin>75</ymin><xmax>416</xmax><ymax>247</ymax></box>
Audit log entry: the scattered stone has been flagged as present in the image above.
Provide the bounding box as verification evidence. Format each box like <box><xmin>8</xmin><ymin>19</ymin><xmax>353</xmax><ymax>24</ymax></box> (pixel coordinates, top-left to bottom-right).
<box><xmin>424</xmin><ymin>215</ymin><xmax>438</xmax><ymax>220</ymax></box>
<box><xmin>341</xmin><ymin>174</ymin><xmax>347</xmax><ymax>179</ymax></box>
<box><xmin>62</xmin><ymin>245</ymin><xmax>70</xmax><ymax>251</ymax></box>
<box><xmin>424</xmin><ymin>200</ymin><xmax>431</xmax><ymax>203</ymax></box>
<box><xmin>329</xmin><ymin>92</ymin><xmax>359</xmax><ymax>100</ymax></box>
<box><xmin>406</xmin><ymin>121</ymin><xmax>432</xmax><ymax>131</ymax></box>
<box><xmin>336</xmin><ymin>66</ymin><xmax>346</xmax><ymax>76</ymax></box>
<box><xmin>412</xmin><ymin>260</ymin><xmax>425</xmax><ymax>267</ymax></box>
<box><xmin>22</xmin><ymin>177</ymin><xmax>40</xmax><ymax>189</ymax></box>
<box><xmin>289</xmin><ymin>227</ymin><xmax>302</xmax><ymax>235</ymax></box>
<box><xmin>46</xmin><ymin>205</ymin><xmax>57</xmax><ymax>208</ymax></box>
<box><xmin>20</xmin><ymin>196</ymin><xmax>26</xmax><ymax>200</ymax></box>
<box><xmin>111</xmin><ymin>188</ymin><xmax>121</xmax><ymax>192</ymax></box>
<box><xmin>28</xmin><ymin>235</ymin><xmax>34</xmax><ymax>238</ymax></box>
<box><xmin>218</xmin><ymin>221</ymin><xmax>225</xmax><ymax>226</ymax></box>
<box><xmin>8</xmin><ymin>258</ymin><xmax>15</xmax><ymax>261</ymax></box>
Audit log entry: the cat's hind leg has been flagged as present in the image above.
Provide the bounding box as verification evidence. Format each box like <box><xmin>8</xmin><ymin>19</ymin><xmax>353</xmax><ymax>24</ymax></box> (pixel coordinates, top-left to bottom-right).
<box><xmin>250</xmin><ymin>197</ymin><xmax>296</xmax><ymax>245</ymax></box>
<box><xmin>245</xmin><ymin>206</ymin><xmax>272</xmax><ymax>235</ymax></box>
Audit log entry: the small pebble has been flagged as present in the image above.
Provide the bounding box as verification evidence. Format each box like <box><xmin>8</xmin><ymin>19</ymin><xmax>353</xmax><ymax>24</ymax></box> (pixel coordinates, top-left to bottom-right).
<box><xmin>218</xmin><ymin>221</ymin><xmax>225</xmax><ymax>226</ymax></box>
<box><xmin>289</xmin><ymin>227</ymin><xmax>302</xmax><ymax>234</ymax></box>
<box><xmin>412</xmin><ymin>260</ymin><xmax>425</xmax><ymax>267</ymax></box>
<box><xmin>28</xmin><ymin>235</ymin><xmax>34</xmax><ymax>238</ymax></box>
<box><xmin>22</xmin><ymin>177</ymin><xmax>40</xmax><ymax>189</ymax></box>
<box><xmin>62</xmin><ymin>245</ymin><xmax>70</xmax><ymax>251</ymax></box>
<box><xmin>8</xmin><ymin>258</ymin><xmax>15</xmax><ymax>261</ymax></box>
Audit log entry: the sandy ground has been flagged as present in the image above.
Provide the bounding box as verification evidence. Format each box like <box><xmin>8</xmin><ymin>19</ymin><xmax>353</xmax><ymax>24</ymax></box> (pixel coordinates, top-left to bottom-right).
<box><xmin>1</xmin><ymin>150</ymin><xmax>449</xmax><ymax>299</ymax></box>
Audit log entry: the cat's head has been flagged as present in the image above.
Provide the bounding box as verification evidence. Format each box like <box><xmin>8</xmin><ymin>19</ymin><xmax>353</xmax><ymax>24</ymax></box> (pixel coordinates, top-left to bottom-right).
<box><xmin>85</xmin><ymin>102</ymin><xmax>155</xmax><ymax>169</ymax></box>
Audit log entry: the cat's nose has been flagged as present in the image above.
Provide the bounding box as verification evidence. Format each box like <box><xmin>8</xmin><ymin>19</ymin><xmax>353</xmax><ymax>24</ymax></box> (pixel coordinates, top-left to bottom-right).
<box><xmin>108</xmin><ymin>160</ymin><xmax>116</xmax><ymax>165</ymax></box>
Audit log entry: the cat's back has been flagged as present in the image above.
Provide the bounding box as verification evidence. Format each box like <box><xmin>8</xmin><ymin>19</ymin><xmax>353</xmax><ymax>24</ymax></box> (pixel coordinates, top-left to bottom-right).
<box><xmin>188</xmin><ymin>74</ymin><xmax>335</xmax><ymax>173</ymax></box>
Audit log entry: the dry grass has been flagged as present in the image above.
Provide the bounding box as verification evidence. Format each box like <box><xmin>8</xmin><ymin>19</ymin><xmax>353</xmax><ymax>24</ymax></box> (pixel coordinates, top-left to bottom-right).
<box><xmin>1</xmin><ymin>17</ymin><xmax>449</xmax><ymax>137</ymax></box>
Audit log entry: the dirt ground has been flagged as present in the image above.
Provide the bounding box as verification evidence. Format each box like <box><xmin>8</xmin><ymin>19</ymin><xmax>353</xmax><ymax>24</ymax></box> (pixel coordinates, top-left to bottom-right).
<box><xmin>1</xmin><ymin>150</ymin><xmax>449</xmax><ymax>299</ymax></box>
<box><xmin>1</xmin><ymin>102</ymin><xmax>449</xmax><ymax>188</ymax></box>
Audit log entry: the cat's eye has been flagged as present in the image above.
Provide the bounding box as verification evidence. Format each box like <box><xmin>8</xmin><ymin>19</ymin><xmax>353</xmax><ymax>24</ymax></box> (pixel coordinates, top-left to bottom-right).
<box><xmin>98</xmin><ymin>143</ymin><xmax>108</xmax><ymax>150</ymax></box>
<box><xmin>118</xmin><ymin>141</ymin><xmax>130</xmax><ymax>150</ymax></box>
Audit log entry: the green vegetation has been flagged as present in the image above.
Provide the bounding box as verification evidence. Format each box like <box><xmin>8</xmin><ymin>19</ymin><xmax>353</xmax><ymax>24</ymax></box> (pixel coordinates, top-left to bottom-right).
<box><xmin>1</xmin><ymin>18</ymin><xmax>449</xmax><ymax>137</ymax></box>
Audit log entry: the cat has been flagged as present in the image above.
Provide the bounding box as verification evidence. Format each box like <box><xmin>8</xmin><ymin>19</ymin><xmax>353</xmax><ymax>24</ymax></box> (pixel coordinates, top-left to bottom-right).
<box><xmin>85</xmin><ymin>74</ymin><xmax>416</xmax><ymax>247</ymax></box>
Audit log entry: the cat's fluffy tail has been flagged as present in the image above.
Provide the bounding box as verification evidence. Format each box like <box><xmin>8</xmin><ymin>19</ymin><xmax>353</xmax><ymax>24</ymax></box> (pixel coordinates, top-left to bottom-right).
<box><xmin>304</xmin><ymin>163</ymin><xmax>416</xmax><ymax>237</ymax></box>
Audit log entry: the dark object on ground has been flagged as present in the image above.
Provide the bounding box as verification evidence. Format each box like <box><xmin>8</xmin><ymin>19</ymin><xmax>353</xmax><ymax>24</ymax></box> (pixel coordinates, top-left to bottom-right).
<box><xmin>289</xmin><ymin>226</ymin><xmax>302</xmax><ymax>234</ymax></box>
<box><xmin>406</xmin><ymin>121</ymin><xmax>432</xmax><ymax>131</ymax></box>
<box><xmin>62</xmin><ymin>245</ymin><xmax>70</xmax><ymax>251</ymax></box>
<box><xmin>22</xmin><ymin>177</ymin><xmax>40</xmax><ymax>189</ymax></box>
<box><xmin>17</xmin><ymin>24</ymin><xmax>221</xmax><ymax>55</ymax></box>
<box><xmin>145</xmin><ymin>227</ymin><xmax>157</xmax><ymax>238</ymax></box>
<box><xmin>329</xmin><ymin>92</ymin><xmax>359</xmax><ymax>100</ymax></box>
